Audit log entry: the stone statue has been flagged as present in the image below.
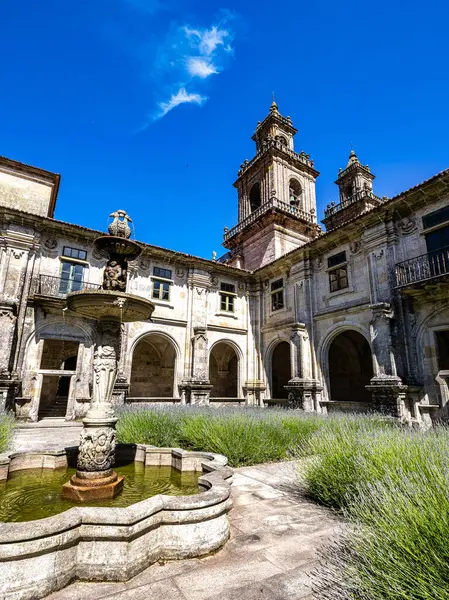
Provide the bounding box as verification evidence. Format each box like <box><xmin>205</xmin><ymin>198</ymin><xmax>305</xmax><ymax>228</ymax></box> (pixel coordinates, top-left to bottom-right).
<box><xmin>103</xmin><ymin>259</ymin><xmax>127</xmax><ymax>291</ymax></box>
<box><xmin>108</xmin><ymin>210</ymin><xmax>132</xmax><ymax>239</ymax></box>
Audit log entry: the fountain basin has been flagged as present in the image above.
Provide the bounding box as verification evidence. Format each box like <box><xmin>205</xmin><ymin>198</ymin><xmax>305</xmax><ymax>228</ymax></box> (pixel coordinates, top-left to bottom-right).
<box><xmin>66</xmin><ymin>290</ymin><xmax>155</xmax><ymax>322</ymax></box>
<box><xmin>0</xmin><ymin>445</ymin><xmax>232</xmax><ymax>600</ymax></box>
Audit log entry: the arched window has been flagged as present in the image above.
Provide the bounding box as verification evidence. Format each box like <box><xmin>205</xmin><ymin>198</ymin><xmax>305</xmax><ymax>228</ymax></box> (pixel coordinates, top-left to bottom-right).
<box><xmin>345</xmin><ymin>184</ymin><xmax>354</xmax><ymax>199</ymax></box>
<box><xmin>250</xmin><ymin>182</ymin><xmax>261</xmax><ymax>212</ymax></box>
<box><xmin>289</xmin><ymin>179</ymin><xmax>302</xmax><ymax>207</ymax></box>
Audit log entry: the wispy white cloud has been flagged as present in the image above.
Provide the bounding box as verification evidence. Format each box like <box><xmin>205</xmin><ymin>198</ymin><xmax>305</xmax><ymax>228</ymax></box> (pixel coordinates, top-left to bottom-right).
<box><xmin>147</xmin><ymin>15</ymin><xmax>235</xmax><ymax>123</ymax></box>
<box><xmin>158</xmin><ymin>88</ymin><xmax>207</xmax><ymax>118</ymax></box>
<box><xmin>184</xmin><ymin>25</ymin><xmax>232</xmax><ymax>56</ymax></box>
<box><xmin>186</xmin><ymin>57</ymin><xmax>218</xmax><ymax>78</ymax></box>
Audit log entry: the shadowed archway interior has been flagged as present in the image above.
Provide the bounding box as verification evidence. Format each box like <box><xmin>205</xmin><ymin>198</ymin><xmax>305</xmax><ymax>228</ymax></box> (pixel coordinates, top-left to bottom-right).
<box><xmin>328</xmin><ymin>330</ymin><xmax>373</xmax><ymax>402</ymax></box>
<box><xmin>271</xmin><ymin>341</ymin><xmax>291</xmax><ymax>399</ymax></box>
<box><xmin>209</xmin><ymin>342</ymin><xmax>238</xmax><ymax>398</ymax></box>
<box><xmin>130</xmin><ymin>334</ymin><xmax>176</xmax><ymax>397</ymax></box>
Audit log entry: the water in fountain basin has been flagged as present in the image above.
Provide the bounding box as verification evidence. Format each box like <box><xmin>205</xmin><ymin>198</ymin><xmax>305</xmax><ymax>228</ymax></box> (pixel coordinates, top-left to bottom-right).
<box><xmin>0</xmin><ymin>463</ymin><xmax>200</xmax><ymax>522</ymax></box>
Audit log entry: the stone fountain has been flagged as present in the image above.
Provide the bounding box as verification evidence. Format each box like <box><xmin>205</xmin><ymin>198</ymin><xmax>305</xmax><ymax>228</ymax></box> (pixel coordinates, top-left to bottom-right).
<box><xmin>62</xmin><ymin>210</ymin><xmax>155</xmax><ymax>501</ymax></box>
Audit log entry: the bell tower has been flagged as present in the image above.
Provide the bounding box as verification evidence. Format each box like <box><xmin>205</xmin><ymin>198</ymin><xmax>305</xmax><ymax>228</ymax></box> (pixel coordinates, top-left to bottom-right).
<box><xmin>322</xmin><ymin>150</ymin><xmax>384</xmax><ymax>231</ymax></box>
<box><xmin>222</xmin><ymin>101</ymin><xmax>321</xmax><ymax>270</ymax></box>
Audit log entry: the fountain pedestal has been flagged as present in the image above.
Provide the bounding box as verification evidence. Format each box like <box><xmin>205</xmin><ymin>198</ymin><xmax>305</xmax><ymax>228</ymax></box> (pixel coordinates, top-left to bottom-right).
<box><xmin>62</xmin><ymin>318</ymin><xmax>125</xmax><ymax>501</ymax></box>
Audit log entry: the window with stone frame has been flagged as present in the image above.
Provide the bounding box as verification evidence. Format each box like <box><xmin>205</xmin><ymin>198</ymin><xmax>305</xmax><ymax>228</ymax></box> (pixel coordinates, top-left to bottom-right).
<box><xmin>220</xmin><ymin>282</ymin><xmax>236</xmax><ymax>312</ymax></box>
<box><xmin>58</xmin><ymin>247</ymin><xmax>87</xmax><ymax>295</ymax></box>
<box><xmin>271</xmin><ymin>279</ymin><xmax>284</xmax><ymax>311</ymax></box>
<box><xmin>328</xmin><ymin>251</ymin><xmax>349</xmax><ymax>292</ymax></box>
<box><xmin>152</xmin><ymin>267</ymin><xmax>172</xmax><ymax>301</ymax></box>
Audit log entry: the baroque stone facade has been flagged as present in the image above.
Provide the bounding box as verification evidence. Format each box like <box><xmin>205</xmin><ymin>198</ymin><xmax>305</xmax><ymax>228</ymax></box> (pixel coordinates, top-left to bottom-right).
<box><xmin>1</xmin><ymin>104</ymin><xmax>449</xmax><ymax>426</ymax></box>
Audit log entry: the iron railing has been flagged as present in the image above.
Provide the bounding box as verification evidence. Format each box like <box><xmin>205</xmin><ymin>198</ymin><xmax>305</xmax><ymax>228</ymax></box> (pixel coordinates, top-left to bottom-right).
<box><xmin>395</xmin><ymin>246</ymin><xmax>449</xmax><ymax>287</ymax></box>
<box><xmin>324</xmin><ymin>190</ymin><xmax>382</xmax><ymax>218</ymax></box>
<box><xmin>224</xmin><ymin>197</ymin><xmax>315</xmax><ymax>243</ymax></box>
<box><xmin>36</xmin><ymin>274</ymin><xmax>100</xmax><ymax>298</ymax></box>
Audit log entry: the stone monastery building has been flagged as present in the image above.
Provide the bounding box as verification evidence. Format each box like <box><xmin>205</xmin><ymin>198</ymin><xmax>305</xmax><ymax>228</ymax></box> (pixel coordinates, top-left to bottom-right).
<box><xmin>0</xmin><ymin>101</ymin><xmax>448</xmax><ymax>426</ymax></box>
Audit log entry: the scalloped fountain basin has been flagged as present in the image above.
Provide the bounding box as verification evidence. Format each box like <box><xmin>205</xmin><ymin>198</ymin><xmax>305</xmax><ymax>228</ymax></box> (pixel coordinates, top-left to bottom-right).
<box><xmin>0</xmin><ymin>444</ymin><xmax>232</xmax><ymax>600</ymax></box>
<box><xmin>66</xmin><ymin>289</ymin><xmax>155</xmax><ymax>322</ymax></box>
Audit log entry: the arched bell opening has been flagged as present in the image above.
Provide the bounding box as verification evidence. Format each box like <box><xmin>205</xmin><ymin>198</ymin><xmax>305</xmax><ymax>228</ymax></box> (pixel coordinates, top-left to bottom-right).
<box><xmin>250</xmin><ymin>182</ymin><xmax>262</xmax><ymax>212</ymax></box>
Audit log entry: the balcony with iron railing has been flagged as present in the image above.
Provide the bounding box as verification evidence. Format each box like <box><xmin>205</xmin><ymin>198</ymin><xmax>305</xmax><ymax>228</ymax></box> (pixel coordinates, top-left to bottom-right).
<box><xmin>223</xmin><ymin>197</ymin><xmax>316</xmax><ymax>244</ymax></box>
<box><xmin>35</xmin><ymin>274</ymin><xmax>100</xmax><ymax>299</ymax></box>
<box><xmin>395</xmin><ymin>246</ymin><xmax>449</xmax><ymax>288</ymax></box>
<box><xmin>324</xmin><ymin>190</ymin><xmax>383</xmax><ymax>218</ymax></box>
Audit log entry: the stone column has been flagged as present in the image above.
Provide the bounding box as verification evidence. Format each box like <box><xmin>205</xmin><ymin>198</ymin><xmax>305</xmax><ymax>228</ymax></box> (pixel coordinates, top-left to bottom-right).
<box><xmin>0</xmin><ymin>297</ymin><xmax>19</xmax><ymax>410</ymax></box>
<box><xmin>180</xmin><ymin>271</ymin><xmax>213</xmax><ymax>405</ymax></box>
<box><xmin>63</xmin><ymin>317</ymin><xmax>124</xmax><ymax>501</ymax></box>
<box><xmin>285</xmin><ymin>323</ymin><xmax>322</xmax><ymax>411</ymax></box>
<box><xmin>366</xmin><ymin>302</ymin><xmax>407</xmax><ymax>418</ymax></box>
<box><xmin>77</xmin><ymin>318</ymin><xmax>120</xmax><ymax>466</ymax></box>
<box><xmin>182</xmin><ymin>326</ymin><xmax>213</xmax><ymax>405</ymax></box>
<box><xmin>243</xmin><ymin>281</ymin><xmax>266</xmax><ymax>406</ymax></box>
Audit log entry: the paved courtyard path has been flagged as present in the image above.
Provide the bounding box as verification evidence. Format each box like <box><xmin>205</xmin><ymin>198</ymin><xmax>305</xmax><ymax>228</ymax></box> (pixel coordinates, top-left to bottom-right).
<box><xmin>12</xmin><ymin>425</ymin><xmax>340</xmax><ymax>600</ymax></box>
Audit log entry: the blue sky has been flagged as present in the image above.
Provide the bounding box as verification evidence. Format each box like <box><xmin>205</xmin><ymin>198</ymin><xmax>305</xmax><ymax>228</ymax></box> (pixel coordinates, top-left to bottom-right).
<box><xmin>1</xmin><ymin>1</ymin><xmax>449</xmax><ymax>259</ymax></box>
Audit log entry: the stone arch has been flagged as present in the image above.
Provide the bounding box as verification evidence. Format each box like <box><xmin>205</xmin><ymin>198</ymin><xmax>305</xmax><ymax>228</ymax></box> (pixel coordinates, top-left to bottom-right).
<box><xmin>129</xmin><ymin>331</ymin><xmax>179</xmax><ymax>398</ymax></box>
<box><xmin>327</xmin><ymin>329</ymin><xmax>373</xmax><ymax>402</ymax></box>
<box><xmin>19</xmin><ymin>319</ymin><xmax>94</xmax><ymax>421</ymax></box>
<box><xmin>266</xmin><ymin>339</ymin><xmax>291</xmax><ymax>399</ymax></box>
<box><xmin>21</xmin><ymin>319</ymin><xmax>93</xmax><ymax>379</ymax></box>
<box><xmin>250</xmin><ymin>182</ymin><xmax>262</xmax><ymax>212</ymax></box>
<box><xmin>209</xmin><ymin>339</ymin><xmax>243</xmax><ymax>398</ymax></box>
<box><xmin>414</xmin><ymin>304</ymin><xmax>449</xmax><ymax>410</ymax></box>
<box><xmin>319</xmin><ymin>324</ymin><xmax>372</xmax><ymax>402</ymax></box>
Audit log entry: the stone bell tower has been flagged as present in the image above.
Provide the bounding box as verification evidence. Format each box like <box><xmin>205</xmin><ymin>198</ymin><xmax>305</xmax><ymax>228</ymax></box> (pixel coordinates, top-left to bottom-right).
<box><xmin>322</xmin><ymin>150</ymin><xmax>383</xmax><ymax>231</ymax></box>
<box><xmin>222</xmin><ymin>101</ymin><xmax>321</xmax><ymax>270</ymax></box>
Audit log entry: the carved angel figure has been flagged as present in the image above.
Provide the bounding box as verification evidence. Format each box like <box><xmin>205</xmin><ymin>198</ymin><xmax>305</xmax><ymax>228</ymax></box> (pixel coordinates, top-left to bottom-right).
<box><xmin>108</xmin><ymin>209</ymin><xmax>132</xmax><ymax>239</ymax></box>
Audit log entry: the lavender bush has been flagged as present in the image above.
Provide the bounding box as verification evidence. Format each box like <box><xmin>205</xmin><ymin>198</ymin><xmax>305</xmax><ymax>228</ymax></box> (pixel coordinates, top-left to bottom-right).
<box><xmin>116</xmin><ymin>405</ymin><xmax>389</xmax><ymax>467</ymax></box>
<box><xmin>0</xmin><ymin>411</ymin><xmax>15</xmax><ymax>452</ymax></box>
<box><xmin>303</xmin><ymin>423</ymin><xmax>449</xmax><ymax>599</ymax></box>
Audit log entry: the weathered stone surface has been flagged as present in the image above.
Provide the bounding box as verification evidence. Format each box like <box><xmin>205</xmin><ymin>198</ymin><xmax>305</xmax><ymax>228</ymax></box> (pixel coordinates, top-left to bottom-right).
<box><xmin>0</xmin><ymin>445</ymin><xmax>232</xmax><ymax>600</ymax></box>
<box><xmin>41</xmin><ymin>460</ymin><xmax>340</xmax><ymax>600</ymax></box>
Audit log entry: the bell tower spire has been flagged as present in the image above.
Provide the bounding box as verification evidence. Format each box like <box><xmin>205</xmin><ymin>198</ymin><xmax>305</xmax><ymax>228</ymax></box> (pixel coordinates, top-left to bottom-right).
<box><xmin>222</xmin><ymin>102</ymin><xmax>321</xmax><ymax>270</ymax></box>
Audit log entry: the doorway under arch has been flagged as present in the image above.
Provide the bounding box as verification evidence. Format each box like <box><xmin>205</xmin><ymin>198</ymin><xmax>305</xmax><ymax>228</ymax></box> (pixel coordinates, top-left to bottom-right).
<box><xmin>271</xmin><ymin>341</ymin><xmax>291</xmax><ymax>399</ymax></box>
<box><xmin>209</xmin><ymin>342</ymin><xmax>239</xmax><ymax>398</ymax></box>
<box><xmin>328</xmin><ymin>330</ymin><xmax>373</xmax><ymax>402</ymax></box>
<box><xmin>130</xmin><ymin>334</ymin><xmax>177</xmax><ymax>398</ymax></box>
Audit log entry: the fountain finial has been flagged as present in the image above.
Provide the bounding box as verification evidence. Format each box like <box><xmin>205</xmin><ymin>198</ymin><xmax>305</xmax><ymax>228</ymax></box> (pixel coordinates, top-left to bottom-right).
<box><xmin>108</xmin><ymin>209</ymin><xmax>132</xmax><ymax>239</ymax></box>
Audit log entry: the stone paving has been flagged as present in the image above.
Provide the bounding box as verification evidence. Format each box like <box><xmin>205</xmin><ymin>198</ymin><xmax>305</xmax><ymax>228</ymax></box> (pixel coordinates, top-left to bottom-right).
<box><xmin>12</xmin><ymin>425</ymin><xmax>340</xmax><ymax>600</ymax></box>
<box><xmin>11</xmin><ymin>419</ymin><xmax>83</xmax><ymax>452</ymax></box>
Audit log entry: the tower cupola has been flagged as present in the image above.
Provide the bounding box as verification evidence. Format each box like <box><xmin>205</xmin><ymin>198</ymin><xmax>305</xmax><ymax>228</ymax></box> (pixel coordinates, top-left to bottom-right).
<box><xmin>322</xmin><ymin>150</ymin><xmax>384</xmax><ymax>231</ymax></box>
<box><xmin>221</xmin><ymin>102</ymin><xmax>321</xmax><ymax>270</ymax></box>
